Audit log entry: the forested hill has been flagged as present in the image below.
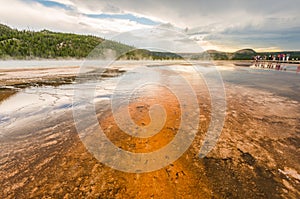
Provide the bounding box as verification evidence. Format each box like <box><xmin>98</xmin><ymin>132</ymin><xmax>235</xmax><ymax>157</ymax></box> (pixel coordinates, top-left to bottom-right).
<box><xmin>2</xmin><ymin>24</ymin><xmax>298</xmax><ymax>61</ymax></box>
<box><xmin>0</xmin><ymin>24</ymin><xmax>134</xmax><ymax>59</ymax></box>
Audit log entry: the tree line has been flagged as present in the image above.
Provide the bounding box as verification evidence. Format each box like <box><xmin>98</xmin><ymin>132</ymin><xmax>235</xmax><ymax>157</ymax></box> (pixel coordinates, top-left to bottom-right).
<box><xmin>0</xmin><ymin>24</ymin><xmax>133</xmax><ymax>59</ymax></box>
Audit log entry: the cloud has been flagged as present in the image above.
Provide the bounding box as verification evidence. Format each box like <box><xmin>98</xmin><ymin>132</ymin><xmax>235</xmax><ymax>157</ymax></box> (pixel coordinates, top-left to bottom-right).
<box><xmin>86</xmin><ymin>13</ymin><xmax>160</xmax><ymax>26</ymax></box>
<box><xmin>0</xmin><ymin>0</ymin><xmax>299</xmax><ymax>51</ymax></box>
<box><xmin>112</xmin><ymin>27</ymin><xmax>204</xmax><ymax>53</ymax></box>
<box><xmin>0</xmin><ymin>0</ymin><xmax>152</xmax><ymax>37</ymax></box>
<box><xmin>74</xmin><ymin>0</ymin><xmax>300</xmax><ymax>51</ymax></box>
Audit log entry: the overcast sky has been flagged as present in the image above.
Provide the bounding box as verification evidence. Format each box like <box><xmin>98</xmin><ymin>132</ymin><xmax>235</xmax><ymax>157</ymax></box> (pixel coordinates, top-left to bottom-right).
<box><xmin>0</xmin><ymin>0</ymin><xmax>299</xmax><ymax>52</ymax></box>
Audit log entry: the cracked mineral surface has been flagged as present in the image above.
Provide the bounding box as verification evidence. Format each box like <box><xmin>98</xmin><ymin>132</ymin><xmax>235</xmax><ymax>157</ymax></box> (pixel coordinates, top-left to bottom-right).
<box><xmin>0</xmin><ymin>61</ymin><xmax>299</xmax><ymax>198</ymax></box>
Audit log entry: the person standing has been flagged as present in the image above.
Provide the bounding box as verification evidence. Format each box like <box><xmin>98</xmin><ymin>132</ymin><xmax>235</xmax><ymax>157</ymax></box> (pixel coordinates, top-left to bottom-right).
<box><xmin>287</xmin><ymin>54</ymin><xmax>290</xmax><ymax>61</ymax></box>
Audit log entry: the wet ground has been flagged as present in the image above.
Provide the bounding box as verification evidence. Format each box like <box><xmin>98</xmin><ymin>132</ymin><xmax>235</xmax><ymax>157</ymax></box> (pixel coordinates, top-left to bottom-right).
<box><xmin>0</xmin><ymin>61</ymin><xmax>299</xmax><ymax>198</ymax></box>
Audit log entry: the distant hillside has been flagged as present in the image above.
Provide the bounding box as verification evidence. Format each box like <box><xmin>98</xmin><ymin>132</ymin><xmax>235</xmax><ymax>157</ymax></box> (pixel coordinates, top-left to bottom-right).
<box><xmin>120</xmin><ymin>49</ymin><xmax>182</xmax><ymax>60</ymax></box>
<box><xmin>1</xmin><ymin>24</ymin><xmax>299</xmax><ymax>61</ymax></box>
<box><xmin>180</xmin><ymin>50</ymin><xmax>230</xmax><ymax>60</ymax></box>
<box><xmin>185</xmin><ymin>48</ymin><xmax>257</xmax><ymax>60</ymax></box>
<box><xmin>181</xmin><ymin>49</ymin><xmax>300</xmax><ymax>61</ymax></box>
<box><xmin>0</xmin><ymin>24</ymin><xmax>133</xmax><ymax>59</ymax></box>
<box><xmin>231</xmin><ymin>49</ymin><xmax>256</xmax><ymax>60</ymax></box>
<box><xmin>235</xmin><ymin>49</ymin><xmax>256</xmax><ymax>54</ymax></box>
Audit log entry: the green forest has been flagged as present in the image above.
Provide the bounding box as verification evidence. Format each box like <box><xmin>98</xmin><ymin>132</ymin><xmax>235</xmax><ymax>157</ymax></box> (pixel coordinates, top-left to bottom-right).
<box><xmin>0</xmin><ymin>24</ymin><xmax>133</xmax><ymax>59</ymax></box>
<box><xmin>0</xmin><ymin>24</ymin><xmax>183</xmax><ymax>60</ymax></box>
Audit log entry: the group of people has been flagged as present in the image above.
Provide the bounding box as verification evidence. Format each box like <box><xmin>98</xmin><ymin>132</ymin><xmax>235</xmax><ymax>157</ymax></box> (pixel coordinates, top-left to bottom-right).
<box><xmin>254</xmin><ymin>54</ymin><xmax>295</xmax><ymax>62</ymax></box>
<box><xmin>253</xmin><ymin>53</ymin><xmax>300</xmax><ymax>73</ymax></box>
<box><xmin>254</xmin><ymin>62</ymin><xmax>300</xmax><ymax>73</ymax></box>
<box><xmin>254</xmin><ymin>62</ymin><xmax>287</xmax><ymax>71</ymax></box>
